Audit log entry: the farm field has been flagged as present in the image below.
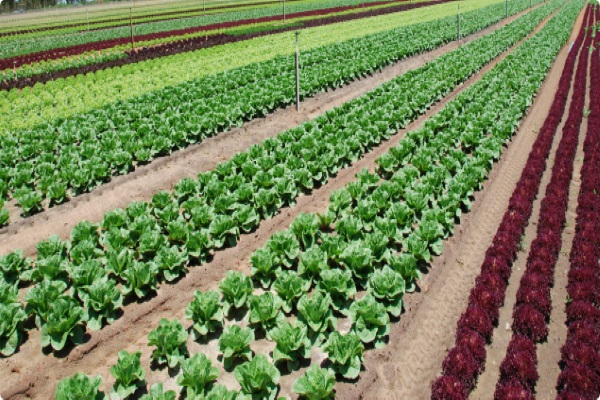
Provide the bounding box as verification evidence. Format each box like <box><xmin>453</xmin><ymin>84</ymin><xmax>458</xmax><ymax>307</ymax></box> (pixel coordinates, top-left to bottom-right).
<box><xmin>0</xmin><ymin>0</ymin><xmax>598</xmax><ymax>398</ymax></box>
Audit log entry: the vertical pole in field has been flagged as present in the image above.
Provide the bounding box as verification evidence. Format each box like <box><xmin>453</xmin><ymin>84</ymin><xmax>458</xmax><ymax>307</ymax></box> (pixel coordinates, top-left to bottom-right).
<box><xmin>457</xmin><ymin>4</ymin><xmax>460</xmax><ymax>41</ymax></box>
<box><xmin>295</xmin><ymin>31</ymin><xmax>300</xmax><ymax>112</ymax></box>
<box><xmin>506</xmin><ymin>0</ymin><xmax>508</xmax><ymax>18</ymax></box>
<box><xmin>130</xmin><ymin>7</ymin><xmax>135</xmax><ymax>52</ymax></box>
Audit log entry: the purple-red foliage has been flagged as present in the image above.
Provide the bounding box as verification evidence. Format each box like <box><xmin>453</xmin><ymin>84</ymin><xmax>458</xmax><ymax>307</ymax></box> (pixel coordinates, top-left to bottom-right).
<box><xmin>499</xmin><ymin>348</ymin><xmax>539</xmax><ymax>390</ymax></box>
<box><xmin>566</xmin><ymin>301</ymin><xmax>600</xmax><ymax>325</ymax></box>
<box><xmin>431</xmin><ymin>375</ymin><xmax>468</xmax><ymax>400</ymax></box>
<box><xmin>441</xmin><ymin>345</ymin><xmax>480</xmax><ymax>391</ymax></box>
<box><xmin>567</xmin><ymin>267</ymin><xmax>600</xmax><ymax>286</ymax></box>
<box><xmin>457</xmin><ymin>305</ymin><xmax>494</xmax><ymax>342</ymax></box>
<box><xmin>561</xmin><ymin>341</ymin><xmax>600</xmax><ymax>374</ymax></box>
<box><xmin>455</xmin><ymin>328</ymin><xmax>487</xmax><ymax>366</ymax></box>
<box><xmin>526</xmin><ymin>258</ymin><xmax>554</xmax><ymax>277</ymax></box>
<box><xmin>516</xmin><ymin>286</ymin><xmax>552</xmax><ymax>318</ymax></box>
<box><xmin>476</xmin><ymin>272</ymin><xmax>507</xmax><ymax>301</ymax></box>
<box><xmin>494</xmin><ymin>379</ymin><xmax>535</xmax><ymax>400</ymax></box>
<box><xmin>469</xmin><ymin>285</ymin><xmax>501</xmax><ymax>325</ymax></box>
<box><xmin>567</xmin><ymin>282</ymin><xmax>600</xmax><ymax>306</ymax></box>
<box><xmin>512</xmin><ymin>304</ymin><xmax>548</xmax><ymax>342</ymax></box>
<box><xmin>520</xmin><ymin>272</ymin><xmax>552</xmax><ymax>291</ymax></box>
<box><xmin>506</xmin><ymin>334</ymin><xmax>536</xmax><ymax>357</ymax></box>
<box><xmin>566</xmin><ymin>321</ymin><xmax>600</xmax><ymax>348</ymax></box>
<box><xmin>557</xmin><ymin>362</ymin><xmax>600</xmax><ymax>398</ymax></box>
<box><xmin>481</xmin><ymin>255</ymin><xmax>512</xmax><ymax>282</ymax></box>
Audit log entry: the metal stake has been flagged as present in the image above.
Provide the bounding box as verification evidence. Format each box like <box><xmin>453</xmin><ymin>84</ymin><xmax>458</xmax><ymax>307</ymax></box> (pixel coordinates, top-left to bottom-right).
<box><xmin>295</xmin><ymin>32</ymin><xmax>300</xmax><ymax>112</ymax></box>
<box><xmin>130</xmin><ymin>7</ymin><xmax>135</xmax><ymax>52</ymax></box>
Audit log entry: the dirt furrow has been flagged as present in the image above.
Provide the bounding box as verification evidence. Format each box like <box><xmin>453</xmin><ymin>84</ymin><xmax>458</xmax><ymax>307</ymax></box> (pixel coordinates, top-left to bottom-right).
<box><xmin>0</xmin><ymin>7</ymin><xmax>554</xmax><ymax>399</ymax></box>
<box><xmin>337</xmin><ymin>5</ymin><xmax>586</xmax><ymax>399</ymax></box>
<box><xmin>0</xmin><ymin>4</ymin><xmax>543</xmax><ymax>257</ymax></box>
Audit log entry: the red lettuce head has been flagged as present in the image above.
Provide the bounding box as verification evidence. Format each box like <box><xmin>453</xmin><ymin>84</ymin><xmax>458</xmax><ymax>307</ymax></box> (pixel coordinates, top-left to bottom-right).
<box><xmin>476</xmin><ymin>272</ymin><xmax>508</xmax><ymax>300</ymax></box>
<box><xmin>431</xmin><ymin>375</ymin><xmax>468</xmax><ymax>400</ymax></box>
<box><xmin>499</xmin><ymin>343</ymin><xmax>539</xmax><ymax>390</ymax></box>
<box><xmin>469</xmin><ymin>285</ymin><xmax>501</xmax><ymax>325</ymax></box>
<box><xmin>442</xmin><ymin>345</ymin><xmax>480</xmax><ymax>391</ymax></box>
<box><xmin>561</xmin><ymin>341</ymin><xmax>600</xmax><ymax>374</ymax></box>
<box><xmin>494</xmin><ymin>378</ymin><xmax>535</xmax><ymax>400</ymax></box>
<box><xmin>481</xmin><ymin>255</ymin><xmax>512</xmax><ymax>282</ymax></box>
<box><xmin>566</xmin><ymin>301</ymin><xmax>600</xmax><ymax>325</ymax></box>
<box><xmin>520</xmin><ymin>271</ymin><xmax>552</xmax><ymax>291</ymax></box>
<box><xmin>506</xmin><ymin>334</ymin><xmax>536</xmax><ymax>357</ymax></box>
<box><xmin>516</xmin><ymin>285</ymin><xmax>552</xmax><ymax>318</ymax></box>
<box><xmin>455</xmin><ymin>327</ymin><xmax>487</xmax><ymax>367</ymax></box>
<box><xmin>567</xmin><ymin>267</ymin><xmax>600</xmax><ymax>286</ymax></box>
<box><xmin>557</xmin><ymin>362</ymin><xmax>600</xmax><ymax>398</ymax></box>
<box><xmin>566</xmin><ymin>320</ymin><xmax>600</xmax><ymax>348</ymax></box>
<box><xmin>513</xmin><ymin>304</ymin><xmax>549</xmax><ymax>342</ymax></box>
<box><xmin>567</xmin><ymin>281</ymin><xmax>600</xmax><ymax>306</ymax></box>
<box><xmin>458</xmin><ymin>305</ymin><xmax>494</xmax><ymax>342</ymax></box>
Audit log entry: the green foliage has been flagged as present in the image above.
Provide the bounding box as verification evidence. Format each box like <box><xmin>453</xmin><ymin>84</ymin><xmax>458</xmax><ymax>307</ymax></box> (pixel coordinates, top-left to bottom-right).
<box><xmin>55</xmin><ymin>373</ymin><xmax>105</xmax><ymax>400</ymax></box>
<box><xmin>234</xmin><ymin>355</ymin><xmax>280</xmax><ymax>400</ymax></box>
<box><xmin>270</xmin><ymin>320</ymin><xmax>311</xmax><ymax>371</ymax></box>
<box><xmin>110</xmin><ymin>350</ymin><xmax>146</xmax><ymax>399</ymax></box>
<box><xmin>185</xmin><ymin>290</ymin><xmax>224</xmax><ymax>339</ymax></box>
<box><xmin>293</xmin><ymin>365</ymin><xmax>336</xmax><ymax>400</ymax></box>
<box><xmin>367</xmin><ymin>266</ymin><xmax>405</xmax><ymax>317</ymax></box>
<box><xmin>296</xmin><ymin>291</ymin><xmax>337</xmax><ymax>345</ymax></box>
<box><xmin>0</xmin><ymin>302</ymin><xmax>27</xmax><ymax>356</ymax></box>
<box><xmin>219</xmin><ymin>271</ymin><xmax>253</xmax><ymax>315</ymax></box>
<box><xmin>140</xmin><ymin>383</ymin><xmax>176</xmax><ymax>400</ymax></box>
<box><xmin>349</xmin><ymin>294</ymin><xmax>390</xmax><ymax>348</ymax></box>
<box><xmin>248</xmin><ymin>292</ymin><xmax>285</xmax><ymax>339</ymax></box>
<box><xmin>79</xmin><ymin>278</ymin><xmax>123</xmax><ymax>331</ymax></box>
<box><xmin>147</xmin><ymin>318</ymin><xmax>188</xmax><ymax>369</ymax></box>
<box><xmin>40</xmin><ymin>297</ymin><xmax>86</xmax><ymax>351</ymax></box>
<box><xmin>322</xmin><ymin>331</ymin><xmax>364</xmax><ymax>379</ymax></box>
<box><xmin>177</xmin><ymin>353</ymin><xmax>220</xmax><ymax>398</ymax></box>
<box><xmin>272</xmin><ymin>270</ymin><xmax>311</xmax><ymax>313</ymax></box>
<box><xmin>218</xmin><ymin>324</ymin><xmax>254</xmax><ymax>370</ymax></box>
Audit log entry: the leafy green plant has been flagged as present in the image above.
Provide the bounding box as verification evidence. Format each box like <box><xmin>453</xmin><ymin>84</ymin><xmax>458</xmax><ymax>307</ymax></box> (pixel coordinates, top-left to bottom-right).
<box><xmin>79</xmin><ymin>278</ymin><xmax>123</xmax><ymax>330</ymax></box>
<box><xmin>270</xmin><ymin>320</ymin><xmax>311</xmax><ymax>371</ymax></box>
<box><xmin>0</xmin><ymin>249</ymin><xmax>31</xmax><ymax>285</ymax></box>
<box><xmin>349</xmin><ymin>294</ymin><xmax>390</xmax><ymax>348</ymax></box>
<box><xmin>322</xmin><ymin>331</ymin><xmax>364</xmax><ymax>379</ymax></box>
<box><xmin>110</xmin><ymin>350</ymin><xmax>146</xmax><ymax>399</ymax></box>
<box><xmin>234</xmin><ymin>354</ymin><xmax>280</xmax><ymax>400</ymax></box>
<box><xmin>388</xmin><ymin>253</ymin><xmax>421</xmax><ymax>292</ymax></box>
<box><xmin>266</xmin><ymin>230</ymin><xmax>300</xmax><ymax>268</ymax></box>
<box><xmin>218</xmin><ymin>324</ymin><xmax>254</xmax><ymax>369</ymax></box>
<box><xmin>40</xmin><ymin>297</ymin><xmax>86</xmax><ymax>351</ymax></box>
<box><xmin>177</xmin><ymin>353</ymin><xmax>220</xmax><ymax>397</ymax></box>
<box><xmin>248</xmin><ymin>292</ymin><xmax>285</xmax><ymax>339</ymax></box>
<box><xmin>290</xmin><ymin>213</ymin><xmax>321</xmax><ymax>249</ymax></box>
<box><xmin>0</xmin><ymin>302</ymin><xmax>27</xmax><ymax>356</ymax></box>
<box><xmin>272</xmin><ymin>270</ymin><xmax>311</xmax><ymax>313</ymax></box>
<box><xmin>147</xmin><ymin>318</ymin><xmax>188</xmax><ymax>369</ymax></box>
<box><xmin>209</xmin><ymin>214</ymin><xmax>240</xmax><ymax>248</ymax></box>
<box><xmin>219</xmin><ymin>271</ymin><xmax>253</xmax><ymax>315</ymax></box>
<box><xmin>121</xmin><ymin>261</ymin><xmax>159</xmax><ymax>299</ymax></box>
<box><xmin>185</xmin><ymin>290</ymin><xmax>224</xmax><ymax>339</ymax></box>
<box><xmin>140</xmin><ymin>383</ymin><xmax>176</xmax><ymax>400</ymax></box>
<box><xmin>367</xmin><ymin>266</ymin><xmax>405</xmax><ymax>317</ymax></box>
<box><xmin>24</xmin><ymin>280</ymin><xmax>67</xmax><ymax>326</ymax></box>
<box><xmin>339</xmin><ymin>240</ymin><xmax>374</xmax><ymax>286</ymax></box>
<box><xmin>250</xmin><ymin>247</ymin><xmax>280</xmax><ymax>289</ymax></box>
<box><xmin>0</xmin><ymin>200</ymin><xmax>8</xmax><ymax>227</ymax></box>
<box><xmin>154</xmin><ymin>245</ymin><xmax>188</xmax><ymax>282</ymax></box>
<box><xmin>296</xmin><ymin>290</ymin><xmax>337</xmax><ymax>345</ymax></box>
<box><xmin>316</xmin><ymin>269</ymin><xmax>356</xmax><ymax>314</ymax></box>
<box><xmin>297</xmin><ymin>246</ymin><xmax>329</xmax><ymax>283</ymax></box>
<box><xmin>55</xmin><ymin>373</ymin><xmax>105</xmax><ymax>400</ymax></box>
<box><xmin>293</xmin><ymin>365</ymin><xmax>336</xmax><ymax>400</ymax></box>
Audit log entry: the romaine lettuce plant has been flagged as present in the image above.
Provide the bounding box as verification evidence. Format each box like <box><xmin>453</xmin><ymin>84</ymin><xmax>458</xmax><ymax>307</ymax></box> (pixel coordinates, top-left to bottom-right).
<box><xmin>177</xmin><ymin>353</ymin><xmax>220</xmax><ymax>398</ymax></box>
<box><xmin>40</xmin><ymin>297</ymin><xmax>86</xmax><ymax>351</ymax></box>
<box><xmin>0</xmin><ymin>249</ymin><xmax>32</xmax><ymax>285</ymax></box>
<box><xmin>234</xmin><ymin>354</ymin><xmax>280</xmax><ymax>400</ymax></box>
<box><xmin>388</xmin><ymin>253</ymin><xmax>421</xmax><ymax>292</ymax></box>
<box><xmin>293</xmin><ymin>365</ymin><xmax>336</xmax><ymax>400</ymax></box>
<box><xmin>55</xmin><ymin>373</ymin><xmax>105</xmax><ymax>400</ymax></box>
<box><xmin>24</xmin><ymin>280</ymin><xmax>67</xmax><ymax>326</ymax></box>
<box><xmin>209</xmin><ymin>215</ymin><xmax>240</xmax><ymax>248</ymax></box>
<box><xmin>297</xmin><ymin>246</ymin><xmax>329</xmax><ymax>283</ymax></box>
<box><xmin>121</xmin><ymin>261</ymin><xmax>159</xmax><ymax>299</ymax></box>
<box><xmin>290</xmin><ymin>213</ymin><xmax>321</xmax><ymax>250</ymax></box>
<box><xmin>266</xmin><ymin>230</ymin><xmax>300</xmax><ymax>268</ymax></box>
<box><xmin>367</xmin><ymin>266</ymin><xmax>406</xmax><ymax>317</ymax></box>
<box><xmin>140</xmin><ymin>383</ymin><xmax>176</xmax><ymax>400</ymax></box>
<box><xmin>79</xmin><ymin>279</ymin><xmax>123</xmax><ymax>331</ymax></box>
<box><xmin>154</xmin><ymin>245</ymin><xmax>188</xmax><ymax>282</ymax></box>
<box><xmin>297</xmin><ymin>290</ymin><xmax>337</xmax><ymax>345</ymax></box>
<box><xmin>218</xmin><ymin>324</ymin><xmax>254</xmax><ymax>369</ymax></box>
<box><xmin>349</xmin><ymin>294</ymin><xmax>390</xmax><ymax>348</ymax></box>
<box><xmin>248</xmin><ymin>292</ymin><xmax>285</xmax><ymax>339</ymax></box>
<box><xmin>219</xmin><ymin>271</ymin><xmax>253</xmax><ymax>315</ymax></box>
<box><xmin>272</xmin><ymin>271</ymin><xmax>311</xmax><ymax>313</ymax></box>
<box><xmin>250</xmin><ymin>247</ymin><xmax>280</xmax><ymax>289</ymax></box>
<box><xmin>147</xmin><ymin>318</ymin><xmax>188</xmax><ymax>369</ymax></box>
<box><xmin>339</xmin><ymin>240</ymin><xmax>374</xmax><ymax>286</ymax></box>
<box><xmin>185</xmin><ymin>290</ymin><xmax>223</xmax><ymax>339</ymax></box>
<box><xmin>110</xmin><ymin>350</ymin><xmax>146</xmax><ymax>399</ymax></box>
<box><xmin>0</xmin><ymin>302</ymin><xmax>27</xmax><ymax>356</ymax></box>
<box><xmin>323</xmin><ymin>331</ymin><xmax>364</xmax><ymax>379</ymax></box>
<box><xmin>270</xmin><ymin>320</ymin><xmax>311</xmax><ymax>371</ymax></box>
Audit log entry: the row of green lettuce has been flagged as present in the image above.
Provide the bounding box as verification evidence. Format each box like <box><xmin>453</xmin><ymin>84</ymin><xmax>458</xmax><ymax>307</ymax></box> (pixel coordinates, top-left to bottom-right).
<box><xmin>0</xmin><ymin>0</ymin><xmax>387</xmax><ymax>57</ymax></box>
<box><xmin>52</xmin><ymin>1</ymin><xmax>584</xmax><ymax>397</ymax></box>
<box><xmin>0</xmin><ymin>0</ymin><xmax>527</xmax><ymax>134</ymax></box>
<box><xmin>0</xmin><ymin>0</ymin><xmax>566</xmax><ymax>360</ymax></box>
<box><xmin>0</xmin><ymin>0</ymin><xmax>544</xmax><ymax>219</ymax></box>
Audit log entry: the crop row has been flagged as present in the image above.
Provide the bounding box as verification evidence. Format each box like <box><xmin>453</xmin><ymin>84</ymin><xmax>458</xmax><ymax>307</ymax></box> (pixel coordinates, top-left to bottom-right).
<box><xmin>556</xmin><ymin>16</ymin><xmax>600</xmax><ymax>400</ymax></box>
<box><xmin>0</xmin><ymin>0</ymin><xmax>554</xmax><ymax>221</ymax></box>
<box><xmin>50</xmin><ymin>1</ymin><xmax>586</xmax><ymax>396</ymax></box>
<box><xmin>0</xmin><ymin>0</ymin><xmax>453</xmax><ymax>90</ymax></box>
<box><xmin>0</xmin><ymin>0</ymin><xmax>533</xmax><ymax>134</ymax></box>
<box><xmin>494</xmin><ymin>11</ymin><xmax>591</xmax><ymax>398</ymax></box>
<box><xmin>0</xmin><ymin>0</ymin><xmax>387</xmax><ymax>58</ymax></box>
<box><xmin>0</xmin><ymin>0</ymin><xmax>564</xmax><ymax>358</ymax></box>
<box><xmin>431</xmin><ymin>3</ymin><xmax>590</xmax><ymax>399</ymax></box>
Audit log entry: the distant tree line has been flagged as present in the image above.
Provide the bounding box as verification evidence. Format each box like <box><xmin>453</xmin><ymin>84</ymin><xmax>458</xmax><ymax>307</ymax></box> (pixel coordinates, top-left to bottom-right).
<box><xmin>0</xmin><ymin>0</ymin><xmax>130</xmax><ymax>14</ymax></box>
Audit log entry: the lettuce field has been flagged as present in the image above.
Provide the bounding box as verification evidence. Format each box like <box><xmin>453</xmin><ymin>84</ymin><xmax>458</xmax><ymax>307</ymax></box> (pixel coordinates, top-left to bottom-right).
<box><xmin>0</xmin><ymin>0</ymin><xmax>598</xmax><ymax>398</ymax></box>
